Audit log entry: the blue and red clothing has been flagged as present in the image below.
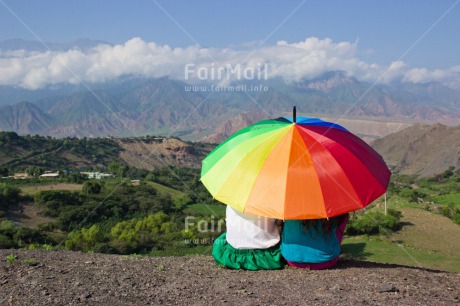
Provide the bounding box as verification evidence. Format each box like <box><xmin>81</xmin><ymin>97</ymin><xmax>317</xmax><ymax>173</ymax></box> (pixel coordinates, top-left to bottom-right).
<box><xmin>281</xmin><ymin>214</ymin><xmax>349</xmax><ymax>269</ymax></box>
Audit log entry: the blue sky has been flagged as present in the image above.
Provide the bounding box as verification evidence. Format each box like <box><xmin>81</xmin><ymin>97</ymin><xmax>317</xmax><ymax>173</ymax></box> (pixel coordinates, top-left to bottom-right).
<box><xmin>1</xmin><ymin>0</ymin><xmax>459</xmax><ymax>89</ymax></box>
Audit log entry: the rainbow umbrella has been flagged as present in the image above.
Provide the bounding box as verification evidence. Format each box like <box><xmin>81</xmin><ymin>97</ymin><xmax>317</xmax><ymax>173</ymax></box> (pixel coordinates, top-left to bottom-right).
<box><xmin>200</xmin><ymin>108</ymin><xmax>391</xmax><ymax>220</ymax></box>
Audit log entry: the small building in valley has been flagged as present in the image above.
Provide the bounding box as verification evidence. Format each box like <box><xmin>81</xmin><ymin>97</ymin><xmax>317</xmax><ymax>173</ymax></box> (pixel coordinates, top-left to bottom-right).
<box><xmin>81</xmin><ymin>172</ymin><xmax>114</xmax><ymax>179</ymax></box>
<box><xmin>39</xmin><ymin>171</ymin><xmax>60</xmax><ymax>178</ymax></box>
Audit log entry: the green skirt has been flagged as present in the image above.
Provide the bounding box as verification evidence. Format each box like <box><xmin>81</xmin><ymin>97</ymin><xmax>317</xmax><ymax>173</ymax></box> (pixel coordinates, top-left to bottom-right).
<box><xmin>212</xmin><ymin>233</ymin><xmax>283</xmax><ymax>271</ymax></box>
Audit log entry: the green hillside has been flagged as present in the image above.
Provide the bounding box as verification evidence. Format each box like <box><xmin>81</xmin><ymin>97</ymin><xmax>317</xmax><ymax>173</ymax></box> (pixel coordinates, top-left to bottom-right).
<box><xmin>0</xmin><ymin>131</ymin><xmax>122</xmax><ymax>170</ymax></box>
<box><xmin>0</xmin><ymin>131</ymin><xmax>211</xmax><ymax>173</ymax></box>
<box><xmin>0</xmin><ymin>132</ymin><xmax>459</xmax><ymax>273</ymax></box>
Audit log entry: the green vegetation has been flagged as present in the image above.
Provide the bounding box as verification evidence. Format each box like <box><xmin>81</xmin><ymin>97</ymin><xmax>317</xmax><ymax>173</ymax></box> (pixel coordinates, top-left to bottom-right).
<box><xmin>0</xmin><ymin>131</ymin><xmax>122</xmax><ymax>170</ymax></box>
<box><xmin>387</xmin><ymin>169</ymin><xmax>460</xmax><ymax>224</ymax></box>
<box><xmin>0</xmin><ymin>220</ymin><xmax>47</xmax><ymax>249</ymax></box>
<box><xmin>342</xmin><ymin>235</ymin><xmax>460</xmax><ymax>273</ymax></box>
<box><xmin>0</xmin><ymin>132</ymin><xmax>212</xmax><ymax>176</ymax></box>
<box><xmin>146</xmin><ymin>182</ymin><xmax>185</xmax><ymax>199</ymax></box>
<box><xmin>432</xmin><ymin>193</ymin><xmax>460</xmax><ymax>206</ymax></box>
<box><xmin>1</xmin><ymin>133</ymin><xmax>459</xmax><ymax>272</ymax></box>
<box><xmin>1</xmin><ymin>159</ymin><xmax>222</xmax><ymax>255</ymax></box>
<box><xmin>24</xmin><ymin>258</ymin><xmax>39</xmax><ymax>266</ymax></box>
<box><xmin>183</xmin><ymin>203</ymin><xmax>226</xmax><ymax>218</ymax></box>
<box><xmin>346</xmin><ymin>209</ymin><xmax>402</xmax><ymax>236</ymax></box>
<box><xmin>6</xmin><ymin>254</ymin><xmax>17</xmax><ymax>264</ymax></box>
<box><xmin>440</xmin><ymin>204</ymin><xmax>460</xmax><ymax>225</ymax></box>
<box><xmin>1</xmin><ymin>168</ymin><xmax>458</xmax><ymax>263</ymax></box>
<box><xmin>0</xmin><ymin>184</ymin><xmax>24</xmax><ymax>216</ymax></box>
<box><xmin>340</xmin><ymin>168</ymin><xmax>460</xmax><ymax>272</ymax></box>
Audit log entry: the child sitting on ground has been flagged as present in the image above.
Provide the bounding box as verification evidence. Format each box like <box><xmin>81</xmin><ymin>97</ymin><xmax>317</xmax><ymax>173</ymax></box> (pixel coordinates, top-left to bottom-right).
<box><xmin>212</xmin><ymin>206</ymin><xmax>283</xmax><ymax>270</ymax></box>
<box><xmin>281</xmin><ymin>214</ymin><xmax>349</xmax><ymax>270</ymax></box>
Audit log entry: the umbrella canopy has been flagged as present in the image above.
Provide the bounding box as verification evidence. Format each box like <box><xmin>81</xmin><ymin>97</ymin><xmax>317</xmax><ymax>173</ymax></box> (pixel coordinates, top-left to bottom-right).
<box><xmin>201</xmin><ymin>114</ymin><xmax>391</xmax><ymax>220</ymax></box>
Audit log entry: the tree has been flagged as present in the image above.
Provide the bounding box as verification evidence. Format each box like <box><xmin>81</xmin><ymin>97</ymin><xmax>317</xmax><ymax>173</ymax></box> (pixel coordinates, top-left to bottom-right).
<box><xmin>0</xmin><ymin>131</ymin><xmax>20</xmax><ymax>144</ymax></box>
<box><xmin>65</xmin><ymin>224</ymin><xmax>104</xmax><ymax>251</ymax></box>
<box><xmin>108</xmin><ymin>162</ymin><xmax>127</xmax><ymax>180</ymax></box>
<box><xmin>0</xmin><ymin>167</ymin><xmax>9</xmax><ymax>177</ymax></box>
<box><xmin>442</xmin><ymin>166</ymin><xmax>455</xmax><ymax>179</ymax></box>
<box><xmin>67</xmin><ymin>172</ymin><xmax>85</xmax><ymax>184</ymax></box>
<box><xmin>173</xmin><ymin>195</ymin><xmax>192</xmax><ymax>211</ymax></box>
<box><xmin>82</xmin><ymin>181</ymin><xmax>103</xmax><ymax>195</ymax></box>
<box><xmin>13</xmin><ymin>228</ymin><xmax>44</xmax><ymax>247</ymax></box>
<box><xmin>109</xmin><ymin>212</ymin><xmax>172</xmax><ymax>252</ymax></box>
<box><xmin>0</xmin><ymin>184</ymin><xmax>21</xmax><ymax>211</ymax></box>
<box><xmin>26</xmin><ymin>166</ymin><xmax>44</xmax><ymax>177</ymax></box>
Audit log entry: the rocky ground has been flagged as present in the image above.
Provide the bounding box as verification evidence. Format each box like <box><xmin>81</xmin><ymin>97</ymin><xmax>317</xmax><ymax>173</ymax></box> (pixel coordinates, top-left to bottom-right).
<box><xmin>0</xmin><ymin>249</ymin><xmax>459</xmax><ymax>305</ymax></box>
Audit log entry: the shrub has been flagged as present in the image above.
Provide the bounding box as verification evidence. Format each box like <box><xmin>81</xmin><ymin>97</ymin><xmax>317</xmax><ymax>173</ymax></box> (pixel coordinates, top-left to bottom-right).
<box><xmin>441</xmin><ymin>206</ymin><xmax>452</xmax><ymax>218</ymax></box>
<box><xmin>347</xmin><ymin>216</ymin><xmax>380</xmax><ymax>235</ymax></box>
<box><xmin>6</xmin><ymin>254</ymin><xmax>17</xmax><ymax>264</ymax></box>
<box><xmin>0</xmin><ymin>184</ymin><xmax>22</xmax><ymax>211</ymax></box>
<box><xmin>109</xmin><ymin>239</ymin><xmax>139</xmax><ymax>255</ymax></box>
<box><xmin>0</xmin><ymin>234</ymin><xmax>14</xmax><ymax>249</ymax></box>
<box><xmin>0</xmin><ymin>220</ymin><xmax>17</xmax><ymax>236</ymax></box>
<box><xmin>387</xmin><ymin>208</ymin><xmax>402</xmax><ymax>219</ymax></box>
<box><xmin>346</xmin><ymin>210</ymin><xmax>401</xmax><ymax>236</ymax></box>
<box><xmin>452</xmin><ymin>210</ymin><xmax>460</xmax><ymax>225</ymax></box>
<box><xmin>64</xmin><ymin>224</ymin><xmax>104</xmax><ymax>251</ymax></box>
<box><xmin>24</xmin><ymin>258</ymin><xmax>39</xmax><ymax>266</ymax></box>
<box><xmin>399</xmin><ymin>188</ymin><xmax>418</xmax><ymax>202</ymax></box>
<box><xmin>440</xmin><ymin>204</ymin><xmax>460</xmax><ymax>225</ymax></box>
<box><xmin>93</xmin><ymin>243</ymin><xmax>116</xmax><ymax>254</ymax></box>
<box><xmin>82</xmin><ymin>181</ymin><xmax>103</xmax><ymax>195</ymax></box>
<box><xmin>13</xmin><ymin>228</ymin><xmax>44</xmax><ymax>247</ymax></box>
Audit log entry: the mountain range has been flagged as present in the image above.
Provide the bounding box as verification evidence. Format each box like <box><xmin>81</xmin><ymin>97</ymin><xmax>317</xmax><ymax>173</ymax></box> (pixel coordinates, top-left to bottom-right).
<box><xmin>0</xmin><ymin>71</ymin><xmax>459</xmax><ymax>141</ymax></box>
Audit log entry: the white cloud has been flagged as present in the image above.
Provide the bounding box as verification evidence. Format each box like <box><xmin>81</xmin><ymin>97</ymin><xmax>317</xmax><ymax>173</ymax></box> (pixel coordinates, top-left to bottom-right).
<box><xmin>403</xmin><ymin>65</ymin><xmax>460</xmax><ymax>85</ymax></box>
<box><xmin>0</xmin><ymin>37</ymin><xmax>459</xmax><ymax>89</ymax></box>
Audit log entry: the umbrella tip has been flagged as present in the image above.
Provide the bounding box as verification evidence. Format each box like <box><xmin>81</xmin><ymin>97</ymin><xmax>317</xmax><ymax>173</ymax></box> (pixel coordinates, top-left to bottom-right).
<box><xmin>293</xmin><ymin>106</ymin><xmax>296</xmax><ymax>123</ymax></box>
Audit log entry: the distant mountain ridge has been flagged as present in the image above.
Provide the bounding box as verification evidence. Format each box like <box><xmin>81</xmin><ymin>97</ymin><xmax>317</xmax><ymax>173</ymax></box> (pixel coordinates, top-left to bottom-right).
<box><xmin>0</xmin><ymin>102</ymin><xmax>55</xmax><ymax>134</ymax></box>
<box><xmin>0</xmin><ymin>72</ymin><xmax>459</xmax><ymax>140</ymax></box>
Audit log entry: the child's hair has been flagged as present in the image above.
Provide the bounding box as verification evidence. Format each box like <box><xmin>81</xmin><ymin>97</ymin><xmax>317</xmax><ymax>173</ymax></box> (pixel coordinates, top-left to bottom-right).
<box><xmin>301</xmin><ymin>214</ymin><xmax>348</xmax><ymax>238</ymax></box>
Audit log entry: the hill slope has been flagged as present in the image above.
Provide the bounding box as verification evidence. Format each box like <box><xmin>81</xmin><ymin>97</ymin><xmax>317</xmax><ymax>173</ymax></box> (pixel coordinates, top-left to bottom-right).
<box><xmin>0</xmin><ymin>132</ymin><xmax>212</xmax><ymax>171</ymax></box>
<box><xmin>116</xmin><ymin>137</ymin><xmax>213</xmax><ymax>170</ymax></box>
<box><xmin>371</xmin><ymin>124</ymin><xmax>460</xmax><ymax>177</ymax></box>
<box><xmin>1</xmin><ymin>250</ymin><xmax>458</xmax><ymax>305</ymax></box>
<box><xmin>202</xmin><ymin>114</ymin><xmax>414</xmax><ymax>144</ymax></box>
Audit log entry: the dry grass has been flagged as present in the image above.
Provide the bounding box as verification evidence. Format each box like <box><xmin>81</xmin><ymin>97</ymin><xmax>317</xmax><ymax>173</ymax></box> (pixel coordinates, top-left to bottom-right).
<box><xmin>8</xmin><ymin>183</ymin><xmax>83</xmax><ymax>228</ymax></box>
<box><xmin>391</xmin><ymin>208</ymin><xmax>460</xmax><ymax>257</ymax></box>
<box><xmin>19</xmin><ymin>183</ymin><xmax>83</xmax><ymax>195</ymax></box>
<box><xmin>342</xmin><ymin>207</ymin><xmax>460</xmax><ymax>272</ymax></box>
<box><xmin>6</xmin><ymin>204</ymin><xmax>54</xmax><ymax>228</ymax></box>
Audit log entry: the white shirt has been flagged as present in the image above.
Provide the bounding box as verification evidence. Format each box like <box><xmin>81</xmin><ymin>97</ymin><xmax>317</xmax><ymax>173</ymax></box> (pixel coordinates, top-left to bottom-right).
<box><xmin>225</xmin><ymin>206</ymin><xmax>280</xmax><ymax>249</ymax></box>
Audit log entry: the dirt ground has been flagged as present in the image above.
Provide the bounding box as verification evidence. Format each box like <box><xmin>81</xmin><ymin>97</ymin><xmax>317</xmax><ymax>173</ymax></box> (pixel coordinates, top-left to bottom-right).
<box><xmin>7</xmin><ymin>183</ymin><xmax>82</xmax><ymax>228</ymax></box>
<box><xmin>394</xmin><ymin>208</ymin><xmax>460</xmax><ymax>256</ymax></box>
<box><xmin>19</xmin><ymin>184</ymin><xmax>83</xmax><ymax>195</ymax></box>
<box><xmin>1</xmin><ymin>249</ymin><xmax>459</xmax><ymax>305</ymax></box>
<box><xmin>6</xmin><ymin>204</ymin><xmax>54</xmax><ymax>229</ymax></box>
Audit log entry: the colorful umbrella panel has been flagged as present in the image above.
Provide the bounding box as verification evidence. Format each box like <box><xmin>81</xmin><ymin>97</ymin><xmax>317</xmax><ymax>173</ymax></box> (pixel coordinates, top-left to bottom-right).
<box><xmin>201</xmin><ymin>116</ymin><xmax>391</xmax><ymax>220</ymax></box>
